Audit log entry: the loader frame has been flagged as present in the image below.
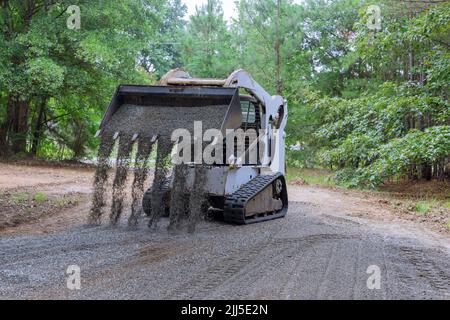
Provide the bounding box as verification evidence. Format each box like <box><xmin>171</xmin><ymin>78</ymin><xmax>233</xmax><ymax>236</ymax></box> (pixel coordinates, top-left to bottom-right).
<box><xmin>100</xmin><ymin>69</ymin><xmax>289</xmax><ymax>225</ymax></box>
<box><xmin>159</xmin><ymin>69</ymin><xmax>288</xmax><ymax>178</ymax></box>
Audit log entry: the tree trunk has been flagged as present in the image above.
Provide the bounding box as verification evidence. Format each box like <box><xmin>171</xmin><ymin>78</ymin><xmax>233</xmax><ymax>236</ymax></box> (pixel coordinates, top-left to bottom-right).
<box><xmin>31</xmin><ymin>99</ymin><xmax>46</xmax><ymax>156</ymax></box>
<box><xmin>2</xmin><ymin>96</ymin><xmax>30</xmax><ymax>155</ymax></box>
<box><xmin>72</xmin><ymin>119</ymin><xmax>86</xmax><ymax>160</ymax></box>
<box><xmin>441</xmin><ymin>158</ymin><xmax>449</xmax><ymax>181</ymax></box>
<box><xmin>421</xmin><ymin>163</ymin><xmax>433</xmax><ymax>181</ymax></box>
<box><xmin>0</xmin><ymin>119</ymin><xmax>8</xmax><ymax>157</ymax></box>
<box><xmin>275</xmin><ymin>0</ymin><xmax>283</xmax><ymax>95</ymax></box>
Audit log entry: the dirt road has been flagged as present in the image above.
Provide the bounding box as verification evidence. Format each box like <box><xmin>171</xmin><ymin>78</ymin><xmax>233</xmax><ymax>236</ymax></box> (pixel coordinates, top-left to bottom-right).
<box><xmin>0</xmin><ymin>164</ymin><xmax>449</xmax><ymax>300</ymax></box>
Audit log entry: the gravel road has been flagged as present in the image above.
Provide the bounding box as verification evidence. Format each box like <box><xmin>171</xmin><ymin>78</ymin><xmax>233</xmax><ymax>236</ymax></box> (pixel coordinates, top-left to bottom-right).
<box><xmin>1</xmin><ymin>199</ymin><xmax>449</xmax><ymax>300</ymax></box>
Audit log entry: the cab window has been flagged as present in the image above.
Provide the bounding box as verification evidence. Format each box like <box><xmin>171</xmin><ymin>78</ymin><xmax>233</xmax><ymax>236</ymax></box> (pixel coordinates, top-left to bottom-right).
<box><xmin>240</xmin><ymin>101</ymin><xmax>256</xmax><ymax>124</ymax></box>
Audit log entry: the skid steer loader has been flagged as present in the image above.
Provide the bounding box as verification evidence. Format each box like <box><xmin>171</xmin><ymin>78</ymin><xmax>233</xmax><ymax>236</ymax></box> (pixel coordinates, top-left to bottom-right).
<box><xmin>98</xmin><ymin>69</ymin><xmax>288</xmax><ymax>225</ymax></box>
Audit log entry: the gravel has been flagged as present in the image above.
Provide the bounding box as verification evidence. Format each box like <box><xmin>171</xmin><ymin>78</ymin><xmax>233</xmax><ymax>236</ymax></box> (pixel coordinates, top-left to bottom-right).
<box><xmin>90</xmin><ymin>103</ymin><xmax>230</xmax><ymax>230</ymax></box>
<box><xmin>1</xmin><ymin>201</ymin><xmax>449</xmax><ymax>300</ymax></box>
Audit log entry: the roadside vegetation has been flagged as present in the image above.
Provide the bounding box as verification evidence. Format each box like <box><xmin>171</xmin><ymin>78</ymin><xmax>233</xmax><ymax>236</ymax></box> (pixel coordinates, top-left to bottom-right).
<box><xmin>0</xmin><ymin>0</ymin><xmax>448</xmax><ymax>190</ymax></box>
<box><xmin>287</xmin><ymin>168</ymin><xmax>336</xmax><ymax>188</ymax></box>
<box><xmin>0</xmin><ymin>189</ymin><xmax>80</xmax><ymax>230</ymax></box>
<box><xmin>287</xmin><ymin>166</ymin><xmax>450</xmax><ymax>232</ymax></box>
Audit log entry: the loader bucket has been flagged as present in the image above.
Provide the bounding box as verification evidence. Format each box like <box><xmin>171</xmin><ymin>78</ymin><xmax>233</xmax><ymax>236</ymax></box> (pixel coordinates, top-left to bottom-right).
<box><xmin>99</xmin><ymin>85</ymin><xmax>243</xmax><ymax>137</ymax></box>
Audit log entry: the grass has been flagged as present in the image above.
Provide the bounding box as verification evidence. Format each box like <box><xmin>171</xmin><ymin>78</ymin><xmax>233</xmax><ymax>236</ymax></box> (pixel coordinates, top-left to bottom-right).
<box><xmin>33</xmin><ymin>192</ymin><xmax>48</xmax><ymax>202</ymax></box>
<box><xmin>286</xmin><ymin>167</ymin><xmax>336</xmax><ymax>187</ymax></box>
<box><xmin>445</xmin><ymin>220</ymin><xmax>450</xmax><ymax>230</ymax></box>
<box><xmin>10</xmin><ymin>192</ymin><xmax>29</xmax><ymax>205</ymax></box>
<box><xmin>414</xmin><ymin>200</ymin><xmax>437</xmax><ymax>215</ymax></box>
<box><xmin>9</xmin><ymin>191</ymin><xmax>49</xmax><ymax>204</ymax></box>
<box><xmin>444</xmin><ymin>201</ymin><xmax>450</xmax><ymax>209</ymax></box>
<box><xmin>52</xmin><ymin>197</ymin><xmax>70</xmax><ymax>206</ymax></box>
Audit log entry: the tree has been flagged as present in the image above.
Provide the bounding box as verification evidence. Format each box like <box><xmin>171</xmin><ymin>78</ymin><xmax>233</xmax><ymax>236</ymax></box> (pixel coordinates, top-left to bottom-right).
<box><xmin>282</xmin><ymin>0</ymin><xmax>449</xmax><ymax>185</ymax></box>
<box><xmin>0</xmin><ymin>0</ymin><xmax>183</xmax><ymax>157</ymax></box>
<box><xmin>233</xmin><ymin>0</ymin><xmax>303</xmax><ymax>94</ymax></box>
<box><xmin>178</xmin><ymin>0</ymin><xmax>235</xmax><ymax>78</ymax></box>
<box><xmin>140</xmin><ymin>0</ymin><xmax>187</xmax><ymax>78</ymax></box>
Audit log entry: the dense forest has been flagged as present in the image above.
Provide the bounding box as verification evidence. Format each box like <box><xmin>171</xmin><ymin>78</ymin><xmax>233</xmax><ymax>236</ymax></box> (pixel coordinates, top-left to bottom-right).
<box><xmin>0</xmin><ymin>0</ymin><xmax>449</xmax><ymax>188</ymax></box>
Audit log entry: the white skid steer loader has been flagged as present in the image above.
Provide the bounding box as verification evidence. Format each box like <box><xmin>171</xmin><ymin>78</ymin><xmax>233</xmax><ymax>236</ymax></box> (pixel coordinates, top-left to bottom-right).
<box><xmin>99</xmin><ymin>69</ymin><xmax>288</xmax><ymax>225</ymax></box>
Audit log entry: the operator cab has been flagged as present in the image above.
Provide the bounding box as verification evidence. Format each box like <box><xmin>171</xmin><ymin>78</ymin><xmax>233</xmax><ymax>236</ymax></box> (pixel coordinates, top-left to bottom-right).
<box><xmin>232</xmin><ymin>95</ymin><xmax>264</xmax><ymax>166</ymax></box>
<box><xmin>239</xmin><ymin>95</ymin><xmax>262</xmax><ymax>131</ymax></box>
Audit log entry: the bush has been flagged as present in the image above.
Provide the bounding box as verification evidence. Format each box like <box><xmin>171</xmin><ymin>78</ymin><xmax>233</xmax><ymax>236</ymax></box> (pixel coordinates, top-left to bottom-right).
<box><xmin>33</xmin><ymin>192</ymin><xmax>48</xmax><ymax>202</ymax></box>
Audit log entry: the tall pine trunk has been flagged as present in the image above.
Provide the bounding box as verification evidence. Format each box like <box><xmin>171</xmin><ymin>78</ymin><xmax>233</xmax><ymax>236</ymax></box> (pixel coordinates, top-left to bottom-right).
<box><xmin>275</xmin><ymin>0</ymin><xmax>283</xmax><ymax>95</ymax></box>
<box><xmin>31</xmin><ymin>99</ymin><xmax>46</xmax><ymax>156</ymax></box>
<box><xmin>0</xmin><ymin>95</ymin><xmax>30</xmax><ymax>155</ymax></box>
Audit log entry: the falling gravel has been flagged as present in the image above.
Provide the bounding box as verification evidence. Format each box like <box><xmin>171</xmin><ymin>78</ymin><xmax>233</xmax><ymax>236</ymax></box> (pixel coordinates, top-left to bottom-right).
<box><xmin>168</xmin><ymin>164</ymin><xmax>189</xmax><ymax>232</ymax></box>
<box><xmin>148</xmin><ymin>137</ymin><xmax>174</xmax><ymax>230</ymax></box>
<box><xmin>89</xmin><ymin>137</ymin><xmax>115</xmax><ymax>225</ymax></box>
<box><xmin>89</xmin><ymin>103</ymin><xmax>229</xmax><ymax>231</ymax></box>
<box><xmin>187</xmin><ymin>166</ymin><xmax>208</xmax><ymax>233</ymax></box>
<box><xmin>129</xmin><ymin>139</ymin><xmax>154</xmax><ymax>228</ymax></box>
<box><xmin>110</xmin><ymin>134</ymin><xmax>134</xmax><ymax>226</ymax></box>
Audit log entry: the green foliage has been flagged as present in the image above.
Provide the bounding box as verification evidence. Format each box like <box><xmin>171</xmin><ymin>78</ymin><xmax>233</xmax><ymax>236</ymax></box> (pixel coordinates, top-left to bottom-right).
<box><xmin>178</xmin><ymin>0</ymin><xmax>235</xmax><ymax>78</ymax></box>
<box><xmin>0</xmin><ymin>0</ymin><xmax>447</xmax><ymax>190</ymax></box>
<box><xmin>415</xmin><ymin>200</ymin><xmax>436</xmax><ymax>215</ymax></box>
<box><xmin>0</xmin><ymin>0</ymin><xmax>186</xmax><ymax>157</ymax></box>
<box><xmin>286</xmin><ymin>168</ymin><xmax>336</xmax><ymax>187</ymax></box>
<box><xmin>445</xmin><ymin>220</ymin><xmax>450</xmax><ymax>230</ymax></box>
<box><xmin>287</xmin><ymin>1</ymin><xmax>450</xmax><ymax>188</ymax></box>
<box><xmin>231</xmin><ymin>0</ymin><xmax>305</xmax><ymax>93</ymax></box>
<box><xmin>10</xmin><ymin>192</ymin><xmax>29</xmax><ymax>205</ymax></box>
<box><xmin>33</xmin><ymin>192</ymin><xmax>48</xmax><ymax>202</ymax></box>
<box><xmin>311</xmin><ymin>85</ymin><xmax>450</xmax><ymax>188</ymax></box>
<box><xmin>25</xmin><ymin>58</ymin><xmax>66</xmax><ymax>96</ymax></box>
<box><xmin>52</xmin><ymin>197</ymin><xmax>71</xmax><ymax>207</ymax></box>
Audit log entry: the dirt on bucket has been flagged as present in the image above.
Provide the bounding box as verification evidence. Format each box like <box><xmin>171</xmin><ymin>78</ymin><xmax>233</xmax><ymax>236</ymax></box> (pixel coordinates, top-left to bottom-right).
<box><xmin>89</xmin><ymin>103</ymin><xmax>228</xmax><ymax>232</ymax></box>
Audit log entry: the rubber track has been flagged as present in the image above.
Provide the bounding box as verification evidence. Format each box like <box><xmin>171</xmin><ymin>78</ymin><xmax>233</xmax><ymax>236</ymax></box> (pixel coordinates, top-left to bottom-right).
<box><xmin>224</xmin><ymin>173</ymin><xmax>288</xmax><ymax>225</ymax></box>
